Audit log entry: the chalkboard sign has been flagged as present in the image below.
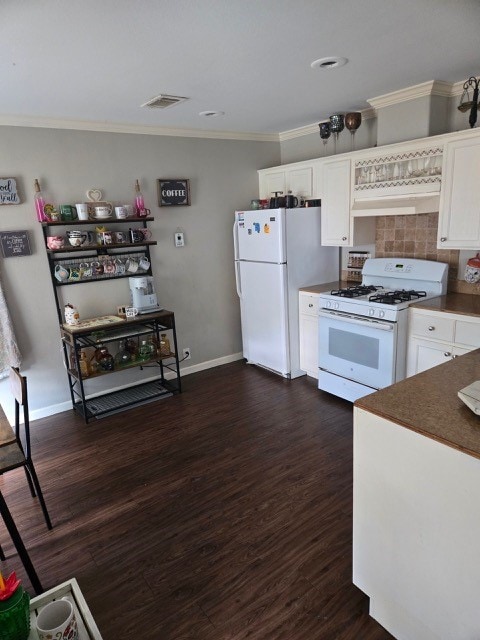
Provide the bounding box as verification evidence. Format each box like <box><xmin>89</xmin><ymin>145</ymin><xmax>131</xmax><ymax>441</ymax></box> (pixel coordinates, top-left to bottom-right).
<box><xmin>0</xmin><ymin>231</ymin><xmax>31</xmax><ymax>258</ymax></box>
<box><xmin>0</xmin><ymin>178</ymin><xmax>21</xmax><ymax>205</ymax></box>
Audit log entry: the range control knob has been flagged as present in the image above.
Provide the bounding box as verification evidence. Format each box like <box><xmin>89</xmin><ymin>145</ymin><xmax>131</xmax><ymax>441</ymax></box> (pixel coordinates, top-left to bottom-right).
<box><xmin>378</xmin><ymin>310</ymin><xmax>385</xmax><ymax>318</ymax></box>
<box><xmin>325</xmin><ymin>300</ymin><xmax>331</xmax><ymax>308</ymax></box>
<box><xmin>368</xmin><ymin>308</ymin><xmax>375</xmax><ymax>316</ymax></box>
<box><xmin>334</xmin><ymin>302</ymin><xmax>339</xmax><ymax>310</ymax></box>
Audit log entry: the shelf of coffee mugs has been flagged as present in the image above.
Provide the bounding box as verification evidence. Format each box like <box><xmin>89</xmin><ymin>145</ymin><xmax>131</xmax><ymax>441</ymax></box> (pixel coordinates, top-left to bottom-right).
<box><xmin>41</xmin><ymin>216</ymin><xmax>154</xmax><ymax>226</ymax></box>
<box><xmin>46</xmin><ymin>240</ymin><xmax>157</xmax><ymax>254</ymax></box>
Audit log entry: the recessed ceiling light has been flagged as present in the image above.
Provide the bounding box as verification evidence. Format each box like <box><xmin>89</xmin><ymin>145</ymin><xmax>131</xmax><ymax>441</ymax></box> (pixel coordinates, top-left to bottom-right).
<box><xmin>311</xmin><ymin>57</ymin><xmax>348</xmax><ymax>70</ymax></box>
<box><xmin>199</xmin><ymin>110</ymin><xmax>225</xmax><ymax>117</ymax></box>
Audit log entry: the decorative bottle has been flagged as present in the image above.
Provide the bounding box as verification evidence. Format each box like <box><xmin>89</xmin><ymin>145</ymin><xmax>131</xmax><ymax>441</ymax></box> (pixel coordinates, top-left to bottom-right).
<box><xmin>159</xmin><ymin>333</ymin><xmax>171</xmax><ymax>357</ymax></box>
<box><xmin>139</xmin><ymin>339</ymin><xmax>154</xmax><ymax>361</ymax></box>
<box><xmin>34</xmin><ymin>179</ymin><xmax>56</xmax><ymax>222</ymax></box>
<box><xmin>134</xmin><ymin>179</ymin><xmax>145</xmax><ymax>216</ymax></box>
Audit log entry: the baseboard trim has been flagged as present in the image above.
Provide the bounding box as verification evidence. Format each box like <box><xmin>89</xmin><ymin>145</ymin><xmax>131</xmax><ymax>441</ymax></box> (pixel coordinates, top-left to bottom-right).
<box><xmin>28</xmin><ymin>352</ymin><xmax>244</xmax><ymax>422</ymax></box>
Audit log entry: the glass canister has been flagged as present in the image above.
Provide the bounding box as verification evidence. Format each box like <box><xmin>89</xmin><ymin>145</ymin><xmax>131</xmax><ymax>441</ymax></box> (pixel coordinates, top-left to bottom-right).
<box><xmin>159</xmin><ymin>333</ymin><xmax>171</xmax><ymax>357</ymax></box>
<box><xmin>138</xmin><ymin>339</ymin><xmax>154</xmax><ymax>361</ymax></box>
<box><xmin>114</xmin><ymin>341</ymin><xmax>132</xmax><ymax>367</ymax></box>
<box><xmin>94</xmin><ymin>344</ymin><xmax>114</xmax><ymax>371</ymax></box>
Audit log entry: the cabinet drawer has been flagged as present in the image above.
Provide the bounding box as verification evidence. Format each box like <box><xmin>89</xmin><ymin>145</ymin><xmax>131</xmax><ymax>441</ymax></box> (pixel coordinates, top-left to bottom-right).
<box><xmin>409</xmin><ymin>312</ymin><xmax>455</xmax><ymax>342</ymax></box>
<box><xmin>299</xmin><ymin>293</ymin><xmax>319</xmax><ymax>316</ymax></box>
<box><xmin>455</xmin><ymin>319</ymin><xmax>480</xmax><ymax>348</ymax></box>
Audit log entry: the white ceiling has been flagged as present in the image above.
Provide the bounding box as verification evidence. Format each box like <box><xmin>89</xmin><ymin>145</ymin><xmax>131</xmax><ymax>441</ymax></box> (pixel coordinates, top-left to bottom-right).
<box><xmin>2</xmin><ymin>0</ymin><xmax>479</xmax><ymax>137</ymax></box>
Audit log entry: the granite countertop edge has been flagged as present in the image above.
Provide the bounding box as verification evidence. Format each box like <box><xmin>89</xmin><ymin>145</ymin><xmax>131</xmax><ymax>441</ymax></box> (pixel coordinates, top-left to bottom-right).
<box><xmin>355</xmin><ymin>349</ymin><xmax>480</xmax><ymax>461</ymax></box>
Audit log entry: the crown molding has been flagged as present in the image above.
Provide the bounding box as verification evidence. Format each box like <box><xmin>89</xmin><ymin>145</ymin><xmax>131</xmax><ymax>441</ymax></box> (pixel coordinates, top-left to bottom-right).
<box><xmin>279</xmin><ymin>107</ymin><xmax>376</xmax><ymax>142</ymax></box>
<box><xmin>0</xmin><ymin>114</ymin><xmax>279</xmax><ymax>142</ymax></box>
<box><xmin>367</xmin><ymin>80</ymin><xmax>456</xmax><ymax>109</ymax></box>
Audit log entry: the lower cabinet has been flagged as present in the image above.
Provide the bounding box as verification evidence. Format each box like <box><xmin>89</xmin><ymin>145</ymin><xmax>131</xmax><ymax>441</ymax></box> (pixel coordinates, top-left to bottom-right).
<box><xmin>407</xmin><ymin>308</ymin><xmax>480</xmax><ymax>376</ymax></box>
<box><xmin>299</xmin><ymin>292</ymin><xmax>319</xmax><ymax>378</ymax></box>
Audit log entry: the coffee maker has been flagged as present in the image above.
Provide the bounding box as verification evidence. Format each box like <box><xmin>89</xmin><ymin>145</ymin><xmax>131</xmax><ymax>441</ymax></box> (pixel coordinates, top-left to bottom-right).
<box><xmin>129</xmin><ymin>276</ymin><xmax>160</xmax><ymax>314</ymax></box>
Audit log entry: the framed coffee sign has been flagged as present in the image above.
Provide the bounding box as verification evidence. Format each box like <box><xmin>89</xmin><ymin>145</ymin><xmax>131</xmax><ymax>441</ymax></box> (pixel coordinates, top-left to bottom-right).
<box><xmin>157</xmin><ymin>178</ymin><xmax>191</xmax><ymax>207</ymax></box>
<box><xmin>0</xmin><ymin>231</ymin><xmax>31</xmax><ymax>257</ymax></box>
<box><xmin>0</xmin><ymin>178</ymin><xmax>21</xmax><ymax>205</ymax></box>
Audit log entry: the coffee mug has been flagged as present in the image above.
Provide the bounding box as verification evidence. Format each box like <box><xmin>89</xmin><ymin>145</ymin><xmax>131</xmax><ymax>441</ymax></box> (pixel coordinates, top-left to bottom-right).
<box><xmin>66</xmin><ymin>230</ymin><xmax>88</xmax><ymax>247</ymax></box>
<box><xmin>36</xmin><ymin>597</ymin><xmax>78</xmax><ymax>640</ymax></box>
<box><xmin>123</xmin><ymin>204</ymin><xmax>135</xmax><ymax>216</ymax></box>
<box><xmin>59</xmin><ymin>204</ymin><xmax>77</xmax><ymax>221</ymax></box>
<box><xmin>136</xmin><ymin>207</ymin><xmax>151</xmax><ymax>218</ymax></box>
<box><xmin>114</xmin><ymin>231</ymin><xmax>127</xmax><ymax>244</ymax></box>
<box><xmin>115</xmin><ymin>258</ymin><xmax>126</xmax><ymax>275</ymax></box>
<box><xmin>103</xmin><ymin>258</ymin><xmax>116</xmax><ymax>275</ymax></box>
<box><xmin>94</xmin><ymin>204</ymin><xmax>113</xmax><ymax>218</ymax></box>
<box><xmin>138</xmin><ymin>228</ymin><xmax>152</xmax><ymax>241</ymax></box>
<box><xmin>100</xmin><ymin>231</ymin><xmax>113</xmax><ymax>245</ymax></box>
<box><xmin>54</xmin><ymin>264</ymin><xmax>69</xmax><ymax>282</ymax></box>
<box><xmin>47</xmin><ymin>235</ymin><xmax>65</xmax><ymax>250</ymax></box>
<box><xmin>125</xmin><ymin>306</ymin><xmax>139</xmax><ymax>319</ymax></box>
<box><xmin>91</xmin><ymin>261</ymin><xmax>104</xmax><ymax>276</ymax></box>
<box><xmin>75</xmin><ymin>203</ymin><xmax>90</xmax><ymax>220</ymax></box>
<box><xmin>139</xmin><ymin>256</ymin><xmax>150</xmax><ymax>271</ymax></box>
<box><xmin>114</xmin><ymin>206</ymin><xmax>128</xmax><ymax>219</ymax></box>
<box><xmin>68</xmin><ymin>266</ymin><xmax>82</xmax><ymax>282</ymax></box>
<box><xmin>125</xmin><ymin>258</ymin><xmax>139</xmax><ymax>273</ymax></box>
<box><xmin>129</xmin><ymin>228</ymin><xmax>144</xmax><ymax>243</ymax></box>
<box><xmin>79</xmin><ymin>262</ymin><xmax>93</xmax><ymax>278</ymax></box>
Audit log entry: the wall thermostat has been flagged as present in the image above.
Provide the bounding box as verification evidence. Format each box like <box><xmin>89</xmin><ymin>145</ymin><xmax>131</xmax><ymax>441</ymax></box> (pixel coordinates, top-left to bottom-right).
<box><xmin>174</xmin><ymin>231</ymin><xmax>185</xmax><ymax>247</ymax></box>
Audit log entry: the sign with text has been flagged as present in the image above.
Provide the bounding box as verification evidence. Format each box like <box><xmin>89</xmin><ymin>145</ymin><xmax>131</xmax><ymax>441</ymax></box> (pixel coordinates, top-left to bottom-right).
<box><xmin>158</xmin><ymin>178</ymin><xmax>190</xmax><ymax>206</ymax></box>
<box><xmin>0</xmin><ymin>178</ymin><xmax>21</xmax><ymax>205</ymax></box>
<box><xmin>0</xmin><ymin>231</ymin><xmax>31</xmax><ymax>258</ymax></box>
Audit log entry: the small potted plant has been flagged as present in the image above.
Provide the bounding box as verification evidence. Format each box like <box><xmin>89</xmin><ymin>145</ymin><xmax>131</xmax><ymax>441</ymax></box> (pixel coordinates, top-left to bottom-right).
<box><xmin>0</xmin><ymin>571</ymin><xmax>30</xmax><ymax>640</ymax></box>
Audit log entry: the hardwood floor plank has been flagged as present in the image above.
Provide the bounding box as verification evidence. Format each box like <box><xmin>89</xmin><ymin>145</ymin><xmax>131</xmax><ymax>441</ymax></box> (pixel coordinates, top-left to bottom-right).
<box><xmin>0</xmin><ymin>362</ymin><xmax>393</xmax><ymax>639</ymax></box>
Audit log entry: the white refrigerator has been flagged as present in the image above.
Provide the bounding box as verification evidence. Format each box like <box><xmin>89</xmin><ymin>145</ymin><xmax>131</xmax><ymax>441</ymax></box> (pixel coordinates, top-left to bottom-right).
<box><xmin>233</xmin><ymin>207</ymin><xmax>339</xmax><ymax>378</ymax></box>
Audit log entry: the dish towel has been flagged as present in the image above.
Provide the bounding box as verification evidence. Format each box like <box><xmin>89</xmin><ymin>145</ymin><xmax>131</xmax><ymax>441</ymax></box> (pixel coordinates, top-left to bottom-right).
<box><xmin>0</xmin><ymin>276</ymin><xmax>21</xmax><ymax>379</ymax></box>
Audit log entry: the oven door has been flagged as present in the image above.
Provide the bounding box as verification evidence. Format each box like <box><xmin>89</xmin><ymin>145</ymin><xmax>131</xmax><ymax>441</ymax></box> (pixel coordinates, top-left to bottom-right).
<box><xmin>318</xmin><ymin>309</ymin><xmax>397</xmax><ymax>389</ymax></box>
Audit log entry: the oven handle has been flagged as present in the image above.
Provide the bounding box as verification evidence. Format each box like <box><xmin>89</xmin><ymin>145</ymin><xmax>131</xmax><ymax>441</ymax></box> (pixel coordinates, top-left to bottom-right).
<box><xmin>318</xmin><ymin>309</ymin><xmax>395</xmax><ymax>331</ymax></box>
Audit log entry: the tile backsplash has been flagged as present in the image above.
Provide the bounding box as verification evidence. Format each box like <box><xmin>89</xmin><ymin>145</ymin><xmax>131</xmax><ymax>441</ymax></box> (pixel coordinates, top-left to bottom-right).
<box><xmin>340</xmin><ymin>212</ymin><xmax>480</xmax><ymax>294</ymax></box>
<box><xmin>374</xmin><ymin>212</ymin><xmax>480</xmax><ymax>295</ymax></box>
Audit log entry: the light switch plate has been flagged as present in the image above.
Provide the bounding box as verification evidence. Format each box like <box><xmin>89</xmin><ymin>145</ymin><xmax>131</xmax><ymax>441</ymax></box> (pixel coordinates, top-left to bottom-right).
<box><xmin>175</xmin><ymin>231</ymin><xmax>185</xmax><ymax>247</ymax></box>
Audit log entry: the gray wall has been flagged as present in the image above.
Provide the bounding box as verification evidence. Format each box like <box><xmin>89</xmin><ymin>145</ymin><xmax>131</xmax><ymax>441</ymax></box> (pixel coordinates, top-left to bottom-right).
<box><xmin>0</xmin><ymin>126</ymin><xmax>280</xmax><ymax>419</ymax></box>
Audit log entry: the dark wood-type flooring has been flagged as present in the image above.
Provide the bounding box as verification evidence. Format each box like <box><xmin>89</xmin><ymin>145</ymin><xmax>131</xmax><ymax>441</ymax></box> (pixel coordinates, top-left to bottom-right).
<box><xmin>0</xmin><ymin>362</ymin><xmax>393</xmax><ymax>639</ymax></box>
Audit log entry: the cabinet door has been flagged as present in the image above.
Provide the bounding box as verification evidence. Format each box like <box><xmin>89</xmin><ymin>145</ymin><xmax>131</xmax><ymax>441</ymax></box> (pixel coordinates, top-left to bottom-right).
<box><xmin>406</xmin><ymin>336</ymin><xmax>454</xmax><ymax>376</ymax></box>
<box><xmin>438</xmin><ymin>136</ymin><xmax>480</xmax><ymax>249</ymax></box>
<box><xmin>259</xmin><ymin>171</ymin><xmax>286</xmax><ymax>200</ymax></box>
<box><xmin>287</xmin><ymin>167</ymin><xmax>313</xmax><ymax>199</ymax></box>
<box><xmin>320</xmin><ymin>158</ymin><xmax>351</xmax><ymax>246</ymax></box>
<box><xmin>299</xmin><ymin>313</ymin><xmax>318</xmax><ymax>378</ymax></box>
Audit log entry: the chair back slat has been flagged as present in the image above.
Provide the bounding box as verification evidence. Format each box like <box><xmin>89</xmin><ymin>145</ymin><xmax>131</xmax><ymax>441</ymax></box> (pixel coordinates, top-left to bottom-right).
<box><xmin>8</xmin><ymin>367</ymin><xmax>30</xmax><ymax>459</ymax></box>
<box><xmin>9</xmin><ymin>367</ymin><xmax>26</xmax><ymax>406</ymax></box>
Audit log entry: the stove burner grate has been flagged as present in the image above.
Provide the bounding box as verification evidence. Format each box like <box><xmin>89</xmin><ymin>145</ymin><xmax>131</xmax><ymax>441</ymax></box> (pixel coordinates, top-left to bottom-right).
<box><xmin>368</xmin><ymin>290</ymin><xmax>427</xmax><ymax>305</ymax></box>
<box><xmin>330</xmin><ymin>285</ymin><xmax>381</xmax><ymax>298</ymax></box>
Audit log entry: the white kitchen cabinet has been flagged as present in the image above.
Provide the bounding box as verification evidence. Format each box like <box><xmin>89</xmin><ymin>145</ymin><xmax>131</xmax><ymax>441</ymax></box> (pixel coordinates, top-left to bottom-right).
<box><xmin>438</xmin><ymin>134</ymin><xmax>480</xmax><ymax>248</ymax></box>
<box><xmin>406</xmin><ymin>308</ymin><xmax>480</xmax><ymax>376</ymax></box>
<box><xmin>258</xmin><ymin>162</ymin><xmax>314</xmax><ymax>201</ymax></box>
<box><xmin>299</xmin><ymin>292</ymin><xmax>319</xmax><ymax>378</ymax></box>
<box><xmin>318</xmin><ymin>158</ymin><xmax>375</xmax><ymax>247</ymax></box>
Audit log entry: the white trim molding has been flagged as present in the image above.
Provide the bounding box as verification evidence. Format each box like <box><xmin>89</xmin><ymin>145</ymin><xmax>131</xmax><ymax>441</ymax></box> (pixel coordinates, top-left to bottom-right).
<box><xmin>368</xmin><ymin>79</ymin><xmax>459</xmax><ymax>110</ymax></box>
<box><xmin>279</xmin><ymin>108</ymin><xmax>376</xmax><ymax>142</ymax></box>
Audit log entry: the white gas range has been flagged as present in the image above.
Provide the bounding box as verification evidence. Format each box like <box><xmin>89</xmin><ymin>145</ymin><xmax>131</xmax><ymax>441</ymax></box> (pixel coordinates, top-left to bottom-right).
<box><xmin>318</xmin><ymin>258</ymin><xmax>448</xmax><ymax>402</ymax></box>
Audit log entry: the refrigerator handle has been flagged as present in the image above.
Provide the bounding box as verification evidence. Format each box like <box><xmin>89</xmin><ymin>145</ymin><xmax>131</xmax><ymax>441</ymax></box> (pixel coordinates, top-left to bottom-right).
<box><xmin>234</xmin><ymin>260</ymin><xmax>242</xmax><ymax>299</ymax></box>
<box><xmin>233</xmin><ymin>220</ymin><xmax>239</xmax><ymax>260</ymax></box>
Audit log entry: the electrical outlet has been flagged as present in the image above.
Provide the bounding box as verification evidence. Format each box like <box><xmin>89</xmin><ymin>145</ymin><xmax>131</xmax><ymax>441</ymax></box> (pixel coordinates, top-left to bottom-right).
<box><xmin>183</xmin><ymin>347</ymin><xmax>191</xmax><ymax>360</ymax></box>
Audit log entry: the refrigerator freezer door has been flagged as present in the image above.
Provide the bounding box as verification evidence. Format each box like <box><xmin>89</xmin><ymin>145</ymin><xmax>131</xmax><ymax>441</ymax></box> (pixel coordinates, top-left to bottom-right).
<box><xmin>235</xmin><ymin>209</ymin><xmax>285</xmax><ymax>263</ymax></box>
<box><xmin>239</xmin><ymin>260</ymin><xmax>290</xmax><ymax>376</ymax></box>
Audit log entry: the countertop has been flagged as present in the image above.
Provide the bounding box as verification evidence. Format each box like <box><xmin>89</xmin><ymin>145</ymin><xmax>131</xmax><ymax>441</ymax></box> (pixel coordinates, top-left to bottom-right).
<box><xmin>299</xmin><ymin>281</ymin><xmax>346</xmax><ymax>295</ymax></box>
<box><xmin>410</xmin><ymin>292</ymin><xmax>480</xmax><ymax>318</ymax></box>
<box><xmin>355</xmin><ymin>348</ymin><xmax>480</xmax><ymax>460</ymax></box>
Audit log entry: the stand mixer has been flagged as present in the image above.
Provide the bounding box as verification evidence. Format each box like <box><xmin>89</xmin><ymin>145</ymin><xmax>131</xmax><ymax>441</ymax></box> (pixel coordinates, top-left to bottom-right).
<box><xmin>129</xmin><ymin>276</ymin><xmax>160</xmax><ymax>314</ymax></box>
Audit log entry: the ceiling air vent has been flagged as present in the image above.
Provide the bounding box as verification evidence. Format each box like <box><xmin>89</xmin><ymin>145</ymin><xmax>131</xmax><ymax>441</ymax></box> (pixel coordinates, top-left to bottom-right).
<box><xmin>141</xmin><ymin>94</ymin><xmax>189</xmax><ymax>109</ymax></box>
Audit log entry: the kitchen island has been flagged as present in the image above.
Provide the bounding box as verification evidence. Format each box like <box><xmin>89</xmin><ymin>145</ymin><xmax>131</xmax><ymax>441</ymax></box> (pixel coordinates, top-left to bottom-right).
<box><xmin>353</xmin><ymin>348</ymin><xmax>480</xmax><ymax>640</ymax></box>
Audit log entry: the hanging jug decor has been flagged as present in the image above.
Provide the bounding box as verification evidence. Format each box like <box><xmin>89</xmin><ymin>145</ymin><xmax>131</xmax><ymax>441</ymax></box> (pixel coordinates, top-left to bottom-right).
<box><xmin>319</xmin><ymin>122</ymin><xmax>331</xmax><ymax>156</ymax></box>
<box><xmin>345</xmin><ymin>112</ymin><xmax>362</xmax><ymax>151</ymax></box>
<box><xmin>329</xmin><ymin>114</ymin><xmax>345</xmax><ymax>154</ymax></box>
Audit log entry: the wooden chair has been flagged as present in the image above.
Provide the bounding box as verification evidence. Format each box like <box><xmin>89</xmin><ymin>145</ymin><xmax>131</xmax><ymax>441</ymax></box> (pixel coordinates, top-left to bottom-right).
<box><xmin>0</xmin><ymin>367</ymin><xmax>52</xmax><ymax>563</ymax></box>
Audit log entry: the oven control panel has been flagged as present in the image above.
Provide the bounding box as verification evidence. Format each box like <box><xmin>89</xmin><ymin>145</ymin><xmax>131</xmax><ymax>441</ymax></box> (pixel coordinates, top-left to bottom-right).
<box><xmin>385</xmin><ymin>262</ymin><xmax>413</xmax><ymax>273</ymax></box>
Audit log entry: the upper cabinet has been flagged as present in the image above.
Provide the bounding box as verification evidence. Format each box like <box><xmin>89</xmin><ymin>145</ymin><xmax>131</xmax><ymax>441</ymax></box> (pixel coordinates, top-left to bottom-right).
<box><xmin>258</xmin><ymin>162</ymin><xmax>315</xmax><ymax>201</ymax></box>
<box><xmin>320</xmin><ymin>158</ymin><xmax>351</xmax><ymax>246</ymax></box>
<box><xmin>351</xmin><ymin>144</ymin><xmax>443</xmax><ymax>217</ymax></box>
<box><xmin>437</xmin><ymin>135</ymin><xmax>480</xmax><ymax>249</ymax></box>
